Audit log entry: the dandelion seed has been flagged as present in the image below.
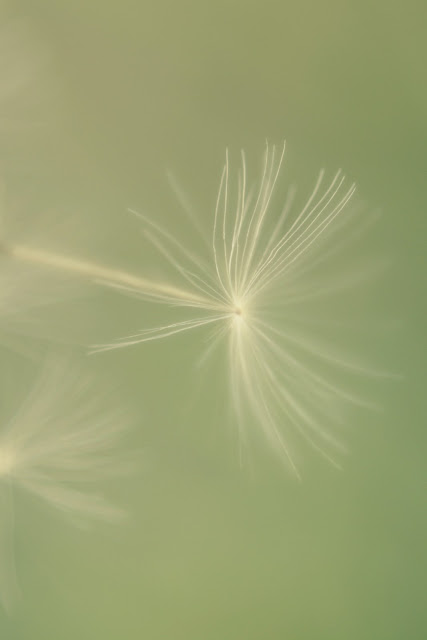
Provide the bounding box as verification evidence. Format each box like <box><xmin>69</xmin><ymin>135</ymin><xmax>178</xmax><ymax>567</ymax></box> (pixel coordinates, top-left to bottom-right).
<box><xmin>0</xmin><ymin>355</ymin><xmax>132</xmax><ymax>612</ymax></box>
<box><xmin>2</xmin><ymin>143</ymin><xmax>390</xmax><ymax>475</ymax></box>
<box><xmin>91</xmin><ymin>142</ymin><xmax>389</xmax><ymax>474</ymax></box>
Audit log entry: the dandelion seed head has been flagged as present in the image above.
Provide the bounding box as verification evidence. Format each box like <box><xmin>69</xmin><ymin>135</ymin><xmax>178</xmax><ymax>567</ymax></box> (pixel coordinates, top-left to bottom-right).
<box><xmin>93</xmin><ymin>141</ymin><xmax>388</xmax><ymax>475</ymax></box>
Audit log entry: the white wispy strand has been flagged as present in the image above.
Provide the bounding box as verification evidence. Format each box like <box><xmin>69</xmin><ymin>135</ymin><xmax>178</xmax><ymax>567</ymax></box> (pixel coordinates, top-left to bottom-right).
<box><xmin>0</xmin><ymin>355</ymin><xmax>132</xmax><ymax>612</ymax></box>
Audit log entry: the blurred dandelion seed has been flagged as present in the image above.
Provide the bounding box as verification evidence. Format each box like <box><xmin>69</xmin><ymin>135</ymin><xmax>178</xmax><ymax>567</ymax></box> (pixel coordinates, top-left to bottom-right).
<box><xmin>0</xmin><ymin>356</ymin><xmax>132</xmax><ymax>611</ymax></box>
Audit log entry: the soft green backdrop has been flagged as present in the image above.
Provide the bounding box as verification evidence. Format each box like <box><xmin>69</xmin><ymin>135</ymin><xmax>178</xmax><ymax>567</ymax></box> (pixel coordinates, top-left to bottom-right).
<box><xmin>0</xmin><ymin>1</ymin><xmax>425</xmax><ymax>639</ymax></box>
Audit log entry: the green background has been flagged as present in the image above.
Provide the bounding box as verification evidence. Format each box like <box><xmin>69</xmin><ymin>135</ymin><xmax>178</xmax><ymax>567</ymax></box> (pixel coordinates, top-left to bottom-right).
<box><xmin>0</xmin><ymin>1</ymin><xmax>425</xmax><ymax>638</ymax></box>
